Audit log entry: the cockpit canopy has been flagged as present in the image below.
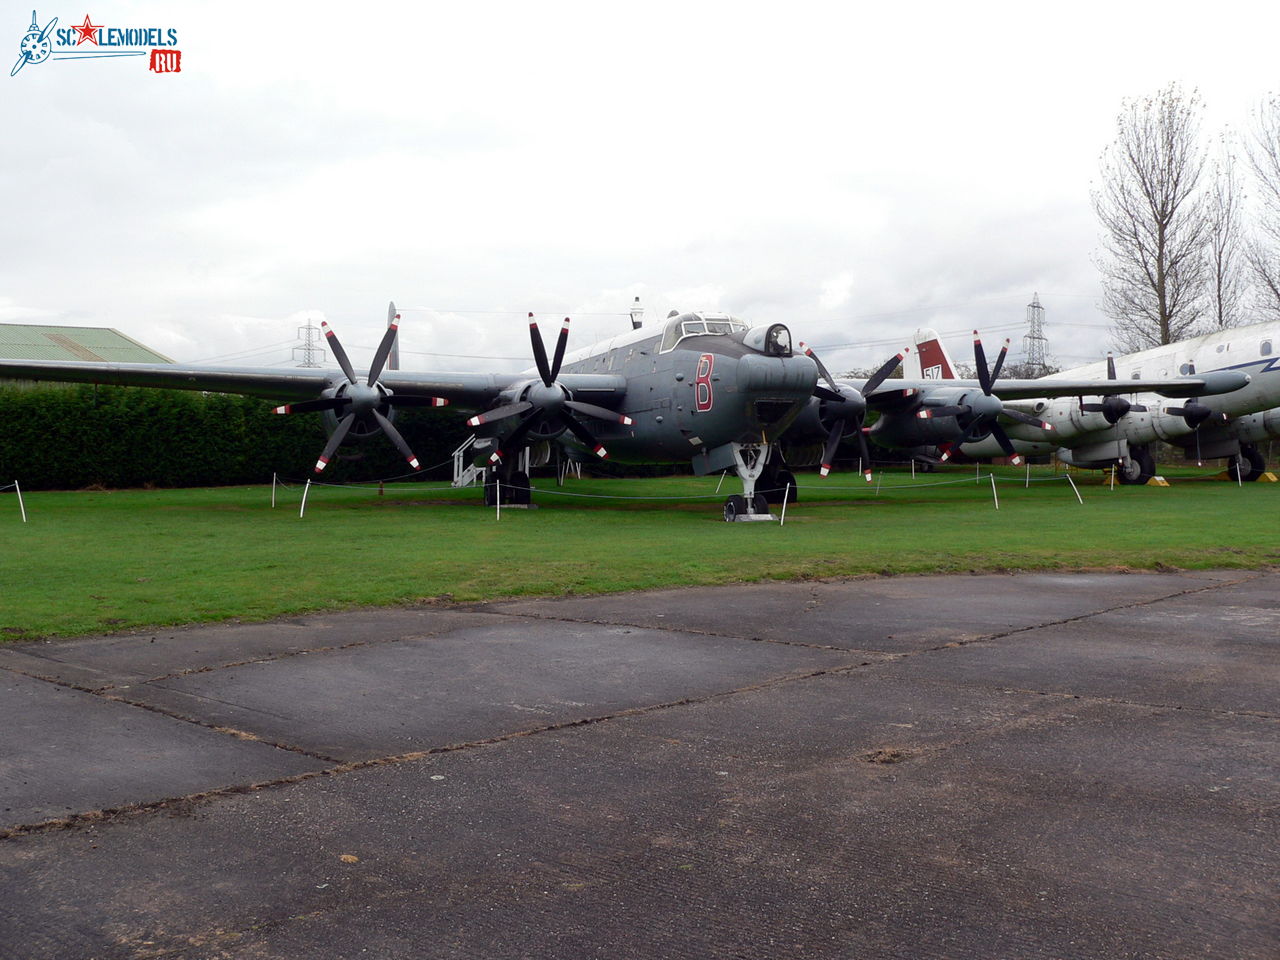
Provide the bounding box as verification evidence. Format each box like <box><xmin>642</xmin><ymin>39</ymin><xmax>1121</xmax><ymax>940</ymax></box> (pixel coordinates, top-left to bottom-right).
<box><xmin>658</xmin><ymin>312</ymin><xmax>749</xmax><ymax>353</ymax></box>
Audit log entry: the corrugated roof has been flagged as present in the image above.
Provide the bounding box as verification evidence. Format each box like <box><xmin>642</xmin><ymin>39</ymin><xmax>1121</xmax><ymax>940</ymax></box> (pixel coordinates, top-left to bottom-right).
<box><xmin>0</xmin><ymin>323</ymin><xmax>172</xmax><ymax>363</ymax></box>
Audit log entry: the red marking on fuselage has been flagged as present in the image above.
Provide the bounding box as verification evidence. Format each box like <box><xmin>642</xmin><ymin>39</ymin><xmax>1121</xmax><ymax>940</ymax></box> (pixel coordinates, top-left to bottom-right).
<box><xmin>694</xmin><ymin>354</ymin><xmax>714</xmax><ymax>412</ymax></box>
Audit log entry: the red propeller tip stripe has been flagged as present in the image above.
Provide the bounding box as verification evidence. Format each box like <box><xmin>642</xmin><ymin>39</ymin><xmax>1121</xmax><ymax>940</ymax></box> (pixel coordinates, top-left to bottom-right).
<box><xmin>315</xmin><ymin>457</ymin><xmax>329</xmax><ymax>472</ymax></box>
<box><xmin>408</xmin><ymin>457</ymin><xmax>420</xmax><ymax>469</ymax></box>
<box><xmin>273</xmin><ymin>405</ymin><xmax>290</xmax><ymax>414</ymax></box>
<box><xmin>466</xmin><ymin>415</ymin><xmax>482</xmax><ymax>427</ymax></box>
<box><xmin>819</xmin><ymin>464</ymin><xmax>832</xmax><ymax>477</ymax></box>
<box><xmin>593</xmin><ymin>445</ymin><xmax>607</xmax><ymax>458</ymax></box>
<box><xmin>917</xmin><ymin>410</ymin><xmax>931</xmax><ymax>419</ymax></box>
<box><xmin>1010</xmin><ymin>456</ymin><xmax>1024</xmax><ymax>466</ymax></box>
<box><xmin>863</xmin><ymin>470</ymin><xmax>873</xmax><ymax>482</ymax></box>
<box><xmin>434</xmin><ymin>398</ymin><xmax>449</xmax><ymax>407</ymax></box>
<box><xmin>489</xmin><ymin>451</ymin><xmax>503</xmax><ymax>464</ymax></box>
<box><xmin>621</xmin><ymin>415</ymin><xmax>634</xmax><ymax>425</ymax></box>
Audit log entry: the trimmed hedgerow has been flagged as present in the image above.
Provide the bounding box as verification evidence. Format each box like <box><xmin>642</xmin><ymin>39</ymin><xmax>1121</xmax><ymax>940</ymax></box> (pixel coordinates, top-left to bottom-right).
<box><xmin>0</xmin><ymin>385</ymin><xmax>468</xmax><ymax>489</ymax></box>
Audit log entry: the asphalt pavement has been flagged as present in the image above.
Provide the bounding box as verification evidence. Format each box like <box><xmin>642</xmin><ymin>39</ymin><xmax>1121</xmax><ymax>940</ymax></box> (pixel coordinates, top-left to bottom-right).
<box><xmin>1</xmin><ymin>570</ymin><xmax>1276</xmax><ymax>959</ymax></box>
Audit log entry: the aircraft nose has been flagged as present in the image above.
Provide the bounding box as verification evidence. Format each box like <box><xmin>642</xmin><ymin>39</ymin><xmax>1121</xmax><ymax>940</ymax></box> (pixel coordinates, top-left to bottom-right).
<box><xmin>737</xmin><ymin>353</ymin><xmax>818</xmax><ymax>396</ymax></box>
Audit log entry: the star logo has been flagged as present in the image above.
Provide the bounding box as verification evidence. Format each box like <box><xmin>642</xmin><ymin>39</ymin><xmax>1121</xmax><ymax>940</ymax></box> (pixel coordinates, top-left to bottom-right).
<box><xmin>72</xmin><ymin>14</ymin><xmax>101</xmax><ymax>45</ymax></box>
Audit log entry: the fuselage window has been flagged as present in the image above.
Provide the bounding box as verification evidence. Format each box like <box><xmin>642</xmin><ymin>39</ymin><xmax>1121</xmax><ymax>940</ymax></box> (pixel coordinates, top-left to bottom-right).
<box><xmin>1130</xmin><ymin>369</ymin><xmax>1141</xmax><ymax>380</ymax></box>
<box><xmin>1263</xmin><ymin>340</ymin><xmax>1274</xmax><ymax>357</ymax></box>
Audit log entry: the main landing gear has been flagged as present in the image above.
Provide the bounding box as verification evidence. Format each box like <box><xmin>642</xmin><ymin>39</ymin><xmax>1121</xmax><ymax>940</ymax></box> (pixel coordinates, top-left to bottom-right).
<box><xmin>1227</xmin><ymin>443</ymin><xmax>1267</xmax><ymax>482</ymax></box>
<box><xmin>1116</xmin><ymin>445</ymin><xmax>1155</xmax><ymax>485</ymax></box>
<box><xmin>722</xmin><ymin>443</ymin><xmax>778</xmax><ymax>522</ymax></box>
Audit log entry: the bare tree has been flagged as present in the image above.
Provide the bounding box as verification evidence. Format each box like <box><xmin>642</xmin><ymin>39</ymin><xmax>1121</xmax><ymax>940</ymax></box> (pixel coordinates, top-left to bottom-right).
<box><xmin>1204</xmin><ymin>137</ymin><xmax>1248</xmax><ymax>328</ymax></box>
<box><xmin>1093</xmin><ymin>84</ymin><xmax>1209</xmax><ymax>351</ymax></box>
<box><xmin>1245</xmin><ymin>95</ymin><xmax>1280</xmax><ymax>322</ymax></box>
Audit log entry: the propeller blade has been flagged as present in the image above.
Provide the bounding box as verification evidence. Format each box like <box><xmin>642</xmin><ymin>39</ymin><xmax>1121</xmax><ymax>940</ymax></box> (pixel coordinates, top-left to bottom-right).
<box><xmin>973</xmin><ymin>332</ymin><xmax>992</xmax><ymax>395</ymax></box>
<box><xmin>1001</xmin><ymin>408</ymin><xmax>1053</xmax><ymax>430</ymax></box>
<box><xmin>467</xmin><ymin>401</ymin><xmax>534</xmax><ymax>428</ymax></box>
<box><xmin>1130</xmin><ymin>403</ymin><xmax>1148</xmax><ymax>413</ymax></box>
<box><xmin>565</xmin><ymin>400</ymin><xmax>633</xmax><ymax>425</ymax></box>
<box><xmin>863</xmin><ymin>349</ymin><xmax>907</xmax><ymax>395</ymax></box>
<box><xmin>989</xmin><ymin>339</ymin><xmax>1010</xmax><ymax>382</ymax></box>
<box><xmin>314</xmin><ymin>413</ymin><xmax>355</xmax><ymax>473</ymax></box>
<box><xmin>917</xmin><ymin>404</ymin><xmax>970</xmax><ymax>420</ymax></box>
<box><xmin>367</xmin><ymin>316</ymin><xmax>400</xmax><ymax>386</ymax></box>
<box><xmin>372</xmin><ymin>409</ymin><xmax>421</xmax><ymax>470</ymax></box>
<box><xmin>989</xmin><ymin>423</ymin><xmax>1024</xmax><ymax>465</ymax></box>
<box><xmin>272</xmin><ymin>396</ymin><xmax>350</xmax><ymax>415</ymax></box>
<box><xmin>800</xmin><ymin>342</ymin><xmax>840</xmax><ymax>394</ymax></box>
<box><xmin>321</xmin><ymin>321</ymin><xmax>358</xmax><ymax>384</ymax></box>
<box><xmin>488</xmin><ymin>411</ymin><xmax>541</xmax><ymax>464</ymax></box>
<box><xmin>1080</xmin><ymin>402</ymin><xmax>1106</xmax><ymax>412</ymax></box>
<box><xmin>388</xmin><ymin>395</ymin><xmax>450</xmax><ymax>408</ymax></box>
<box><xmin>1106</xmin><ymin>353</ymin><xmax>1117</xmax><ymax>380</ymax></box>
<box><xmin>855</xmin><ymin>429</ymin><xmax>874</xmax><ymax>482</ymax></box>
<box><xmin>560</xmin><ymin>413</ymin><xmax>609</xmax><ymax>459</ymax></box>
<box><xmin>550</xmin><ymin>317</ymin><xmax>571</xmax><ymax>382</ymax></box>
<box><xmin>813</xmin><ymin>384</ymin><xmax>844</xmax><ymax>403</ymax></box>
<box><xmin>818</xmin><ymin>423</ymin><xmax>843</xmax><ymax>478</ymax></box>
<box><xmin>529</xmin><ymin>313</ymin><xmax>553</xmax><ymax>387</ymax></box>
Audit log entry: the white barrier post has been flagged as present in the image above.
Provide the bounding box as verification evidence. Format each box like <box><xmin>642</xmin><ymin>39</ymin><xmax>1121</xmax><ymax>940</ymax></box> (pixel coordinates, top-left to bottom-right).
<box><xmin>14</xmin><ymin>480</ymin><xmax>27</xmax><ymax>523</ymax></box>
<box><xmin>496</xmin><ymin>478</ymin><xmax>501</xmax><ymax>521</ymax></box>
<box><xmin>875</xmin><ymin>472</ymin><xmax>883</xmax><ymax>495</ymax></box>
<box><xmin>1025</xmin><ymin>460</ymin><xmax>1031</xmax><ymax>488</ymax></box>
<box><xmin>1066</xmin><ymin>474</ymin><xmax>1084</xmax><ymax>505</ymax></box>
<box><xmin>300</xmin><ymin>479</ymin><xmax>311</xmax><ymax>518</ymax></box>
<box><xmin>715</xmin><ymin>471</ymin><xmax>726</xmax><ymax>493</ymax></box>
<box><xmin>779</xmin><ymin>483</ymin><xmax>791</xmax><ymax>526</ymax></box>
<box><xmin>990</xmin><ymin>474</ymin><xmax>999</xmax><ymax>510</ymax></box>
<box><xmin>272</xmin><ymin>472</ymin><xmax>277</xmax><ymax>508</ymax></box>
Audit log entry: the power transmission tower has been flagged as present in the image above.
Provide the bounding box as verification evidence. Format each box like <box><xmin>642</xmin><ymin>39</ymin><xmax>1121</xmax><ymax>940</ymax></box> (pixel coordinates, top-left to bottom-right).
<box><xmin>293</xmin><ymin>322</ymin><xmax>325</xmax><ymax>367</ymax></box>
<box><xmin>1022</xmin><ymin>292</ymin><xmax>1048</xmax><ymax>376</ymax></box>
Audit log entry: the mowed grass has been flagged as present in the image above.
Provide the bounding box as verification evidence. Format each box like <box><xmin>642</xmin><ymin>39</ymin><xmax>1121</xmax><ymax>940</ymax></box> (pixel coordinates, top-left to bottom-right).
<box><xmin>2</xmin><ymin>465</ymin><xmax>1277</xmax><ymax>641</ymax></box>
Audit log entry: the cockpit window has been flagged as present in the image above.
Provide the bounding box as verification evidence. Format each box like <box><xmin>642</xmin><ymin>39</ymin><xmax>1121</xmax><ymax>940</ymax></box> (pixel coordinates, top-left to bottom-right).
<box><xmin>658</xmin><ymin>313</ymin><xmax>748</xmax><ymax>352</ymax></box>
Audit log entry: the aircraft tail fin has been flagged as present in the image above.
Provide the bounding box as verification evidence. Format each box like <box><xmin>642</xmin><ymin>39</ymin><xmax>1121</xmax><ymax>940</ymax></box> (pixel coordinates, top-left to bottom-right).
<box><xmin>907</xmin><ymin>327</ymin><xmax>959</xmax><ymax>380</ymax></box>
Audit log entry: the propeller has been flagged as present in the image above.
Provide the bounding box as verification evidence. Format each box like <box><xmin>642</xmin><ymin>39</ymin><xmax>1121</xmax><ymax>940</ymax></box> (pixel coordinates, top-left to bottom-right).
<box><xmin>1079</xmin><ymin>354</ymin><xmax>1147</xmax><ymax>423</ymax></box>
<box><xmin>800</xmin><ymin>343</ymin><xmax>905</xmax><ymax>481</ymax></box>
<box><xmin>932</xmin><ymin>333</ymin><xmax>1053</xmax><ymax>466</ymax></box>
<box><xmin>467</xmin><ymin>314</ymin><xmax>633</xmax><ymax>464</ymax></box>
<box><xmin>273</xmin><ymin>315</ymin><xmax>449</xmax><ymax>473</ymax></box>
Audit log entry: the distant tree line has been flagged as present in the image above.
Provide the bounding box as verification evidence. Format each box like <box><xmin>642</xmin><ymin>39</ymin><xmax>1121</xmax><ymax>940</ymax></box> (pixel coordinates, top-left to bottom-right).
<box><xmin>0</xmin><ymin>385</ymin><xmax>468</xmax><ymax>490</ymax></box>
<box><xmin>1093</xmin><ymin>84</ymin><xmax>1280</xmax><ymax>349</ymax></box>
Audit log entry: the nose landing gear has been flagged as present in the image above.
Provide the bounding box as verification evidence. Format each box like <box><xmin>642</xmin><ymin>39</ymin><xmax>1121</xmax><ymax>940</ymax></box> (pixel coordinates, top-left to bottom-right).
<box><xmin>723</xmin><ymin>442</ymin><xmax>777</xmax><ymax>522</ymax></box>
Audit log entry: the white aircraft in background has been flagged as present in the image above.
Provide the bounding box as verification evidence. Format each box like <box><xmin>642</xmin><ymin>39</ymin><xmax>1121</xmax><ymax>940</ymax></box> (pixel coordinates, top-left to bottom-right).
<box><xmin>906</xmin><ymin>320</ymin><xmax>1280</xmax><ymax>483</ymax></box>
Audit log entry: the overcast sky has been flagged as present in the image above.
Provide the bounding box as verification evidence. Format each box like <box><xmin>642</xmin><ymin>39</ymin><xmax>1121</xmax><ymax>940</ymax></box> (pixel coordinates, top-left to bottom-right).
<box><xmin>3</xmin><ymin>0</ymin><xmax>1278</xmax><ymax>376</ymax></box>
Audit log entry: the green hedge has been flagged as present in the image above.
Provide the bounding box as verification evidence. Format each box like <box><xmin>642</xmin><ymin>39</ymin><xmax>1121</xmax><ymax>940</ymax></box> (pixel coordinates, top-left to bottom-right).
<box><xmin>0</xmin><ymin>385</ymin><xmax>469</xmax><ymax>490</ymax></box>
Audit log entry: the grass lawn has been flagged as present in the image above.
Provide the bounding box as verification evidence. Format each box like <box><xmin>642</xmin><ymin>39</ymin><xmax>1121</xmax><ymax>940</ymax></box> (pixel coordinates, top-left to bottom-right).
<box><xmin>2</xmin><ymin>465</ymin><xmax>1277</xmax><ymax>641</ymax></box>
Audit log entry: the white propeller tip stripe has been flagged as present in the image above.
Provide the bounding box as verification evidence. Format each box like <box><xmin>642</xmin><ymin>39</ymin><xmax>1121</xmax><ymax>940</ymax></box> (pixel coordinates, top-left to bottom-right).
<box><xmin>593</xmin><ymin>445</ymin><xmax>607</xmax><ymax>458</ymax></box>
<box><xmin>466</xmin><ymin>416</ymin><xmax>482</xmax><ymax>427</ymax></box>
<box><xmin>819</xmin><ymin>465</ymin><xmax>831</xmax><ymax>477</ymax></box>
<box><xmin>273</xmin><ymin>405</ymin><xmax>290</xmax><ymax>414</ymax></box>
<box><xmin>314</xmin><ymin>458</ymin><xmax>328</xmax><ymax>472</ymax></box>
<box><xmin>621</xmin><ymin>416</ymin><xmax>634</xmax><ymax>425</ymax></box>
<box><xmin>434</xmin><ymin>398</ymin><xmax>449</xmax><ymax>407</ymax></box>
<box><xmin>408</xmin><ymin>458</ymin><xmax>420</xmax><ymax>469</ymax></box>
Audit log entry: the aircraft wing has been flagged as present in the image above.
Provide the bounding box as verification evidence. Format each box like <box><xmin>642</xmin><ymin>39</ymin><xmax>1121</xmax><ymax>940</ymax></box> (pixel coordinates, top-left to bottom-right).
<box><xmin>862</xmin><ymin>371</ymin><xmax>1250</xmax><ymax>406</ymax></box>
<box><xmin>0</xmin><ymin>358</ymin><xmax>630</xmax><ymax>409</ymax></box>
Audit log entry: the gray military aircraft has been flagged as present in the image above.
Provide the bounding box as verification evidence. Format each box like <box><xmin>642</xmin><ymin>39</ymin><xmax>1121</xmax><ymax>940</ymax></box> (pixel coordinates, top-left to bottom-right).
<box><xmin>0</xmin><ymin>305</ymin><xmax>1252</xmax><ymax>519</ymax></box>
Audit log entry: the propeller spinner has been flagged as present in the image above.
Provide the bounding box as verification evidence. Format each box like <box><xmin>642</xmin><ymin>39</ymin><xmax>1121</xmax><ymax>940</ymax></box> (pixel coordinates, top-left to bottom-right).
<box><xmin>800</xmin><ymin>342</ymin><xmax>906</xmax><ymax>481</ymax></box>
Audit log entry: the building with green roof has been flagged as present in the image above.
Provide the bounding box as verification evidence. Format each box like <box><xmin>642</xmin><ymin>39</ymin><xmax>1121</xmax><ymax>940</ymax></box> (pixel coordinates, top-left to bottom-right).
<box><xmin>0</xmin><ymin>323</ymin><xmax>172</xmax><ymax>364</ymax></box>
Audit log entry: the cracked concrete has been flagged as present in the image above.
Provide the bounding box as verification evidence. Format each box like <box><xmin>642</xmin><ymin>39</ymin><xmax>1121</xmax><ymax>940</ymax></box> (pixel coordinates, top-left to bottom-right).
<box><xmin>1</xmin><ymin>570</ymin><xmax>1277</xmax><ymax>959</ymax></box>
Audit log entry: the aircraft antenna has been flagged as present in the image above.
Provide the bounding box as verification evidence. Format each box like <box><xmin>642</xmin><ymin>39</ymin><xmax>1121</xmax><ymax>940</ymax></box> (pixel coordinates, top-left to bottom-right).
<box><xmin>1022</xmin><ymin>292</ymin><xmax>1048</xmax><ymax>376</ymax></box>
<box><xmin>293</xmin><ymin>320</ymin><xmax>326</xmax><ymax>367</ymax></box>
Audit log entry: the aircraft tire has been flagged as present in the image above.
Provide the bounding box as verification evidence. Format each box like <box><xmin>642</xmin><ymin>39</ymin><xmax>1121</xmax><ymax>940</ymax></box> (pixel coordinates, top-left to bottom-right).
<box><xmin>751</xmin><ymin>493</ymin><xmax>771</xmax><ymax>516</ymax></box>
<box><xmin>767</xmin><ymin>470</ymin><xmax>798</xmax><ymax>504</ymax></box>
<box><xmin>1118</xmin><ymin>446</ymin><xmax>1155</xmax><ymax>485</ymax></box>
<box><xmin>723</xmin><ymin>494</ymin><xmax>747</xmax><ymax>522</ymax></box>
<box><xmin>509</xmin><ymin>471</ymin><xmax>532</xmax><ymax>504</ymax></box>
<box><xmin>1227</xmin><ymin>445</ymin><xmax>1266</xmax><ymax>482</ymax></box>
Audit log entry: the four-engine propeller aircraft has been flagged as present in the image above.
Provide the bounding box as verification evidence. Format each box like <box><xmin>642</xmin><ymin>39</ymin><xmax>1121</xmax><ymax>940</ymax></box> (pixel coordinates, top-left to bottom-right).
<box><xmin>0</xmin><ymin>303</ymin><xmax>1257</xmax><ymax>517</ymax></box>
<box><xmin>894</xmin><ymin>321</ymin><xmax>1280</xmax><ymax>483</ymax></box>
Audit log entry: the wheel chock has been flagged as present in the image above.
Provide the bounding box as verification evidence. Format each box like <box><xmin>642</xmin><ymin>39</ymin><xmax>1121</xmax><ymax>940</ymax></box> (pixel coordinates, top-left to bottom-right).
<box><xmin>1259</xmin><ymin>472</ymin><xmax>1278</xmax><ymax>483</ymax></box>
<box><xmin>1146</xmin><ymin>476</ymin><xmax>1171</xmax><ymax>487</ymax></box>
